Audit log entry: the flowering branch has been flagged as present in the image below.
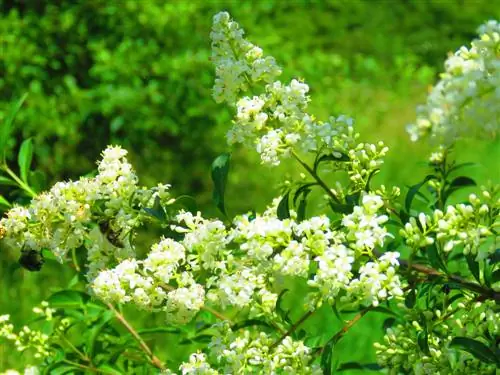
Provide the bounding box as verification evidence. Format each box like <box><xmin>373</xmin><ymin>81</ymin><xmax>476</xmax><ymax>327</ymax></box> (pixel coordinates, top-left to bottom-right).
<box><xmin>270</xmin><ymin>310</ymin><xmax>315</xmax><ymax>349</ymax></box>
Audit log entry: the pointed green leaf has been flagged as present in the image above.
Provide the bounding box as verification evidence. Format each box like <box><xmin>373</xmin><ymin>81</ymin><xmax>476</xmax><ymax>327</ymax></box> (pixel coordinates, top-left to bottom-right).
<box><xmin>336</xmin><ymin>362</ymin><xmax>383</xmax><ymax>372</ymax></box>
<box><xmin>47</xmin><ymin>290</ymin><xmax>90</xmax><ymax>309</ymax></box>
<box><xmin>449</xmin><ymin>176</ymin><xmax>476</xmax><ymax>188</ymax></box>
<box><xmin>426</xmin><ymin>243</ymin><xmax>447</xmax><ymax>272</ymax></box>
<box><xmin>0</xmin><ymin>175</ymin><xmax>16</xmax><ymax>186</ymax></box>
<box><xmin>450</xmin><ymin>336</ymin><xmax>498</xmax><ymax>364</ymax></box>
<box><xmin>321</xmin><ymin>338</ymin><xmax>335</xmax><ymax>375</ymax></box>
<box><xmin>211</xmin><ymin>153</ymin><xmax>231</xmax><ymax>216</ymax></box>
<box><xmin>405</xmin><ymin>175</ymin><xmax>436</xmax><ymax>213</ymax></box>
<box><xmin>277</xmin><ymin>191</ymin><xmax>290</xmax><ymax>220</ymax></box>
<box><xmin>0</xmin><ymin>94</ymin><xmax>28</xmax><ymax>159</ymax></box>
<box><xmin>0</xmin><ymin>195</ymin><xmax>11</xmax><ymax>207</ymax></box>
<box><xmin>465</xmin><ymin>253</ymin><xmax>480</xmax><ymax>283</ymax></box>
<box><xmin>18</xmin><ymin>138</ymin><xmax>33</xmax><ymax>183</ymax></box>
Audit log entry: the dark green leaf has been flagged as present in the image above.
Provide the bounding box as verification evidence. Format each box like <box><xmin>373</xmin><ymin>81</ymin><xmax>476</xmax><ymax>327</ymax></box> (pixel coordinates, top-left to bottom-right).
<box><xmin>426</xmin><ymin>243</ymin><xmax>447</xmax><ymax>272</ymax></box>
<box><xmin>321</xmin><ymin>338</ymin><xmax>335</xmax><ymax>375</ymax></box>
<box><xmin>211</xmin><ymin>153</ymin><xmax>231</xmax><ymax>216</ymax></box>
<box><xmin>329</xmin><ymin>202</ymin><xmax>353</xmax><ymax>214</ymax></box>
<box><xmin>47</xmin><ymin>290</ymin><xmax>90</xmax><ymax>309</ymax></box>
<box><xmin>296</xmin><ymin>192</ymin><xmax>309</xmax><ymax>222</ymax></box>
<box><xmin>383</xmin><ymin>318</ymin><xmax>396</xmax><ymax>331</ymax></box>
<box><xmin>143</xmin><ymin>195</ymin><xmax>166</xmax><ymax>221</ymax></box>
<box><xmin>405</xmin><ymin>289</ymin><xmax>416</xmax><ymax>309</ymax></box>
<box><xmin>483</xmin><ymin>260</ymin><xmax>493</xmax><ymax>288</ymax></box>
<box><xmin>417</xmin><ymin>329</ymin><xmax>430</xmax><ymax>355</ymax></box>
<box><xmin>277</xmin><ymin>191</ymin><xmax>290</xmax><ymax>220</ymax></box>
<box><xmin>293</xmin><ymin>183</ymin><xmax>317</xmax><ymax>206</ymax></box>
<box><xmin>231</xmin><ymin>319</ymin><xmax>274</xmax><ymax>331</ymax></box>
<box><xmin>314</xmin><ymin>151</ymin><xmax>350</xmax><ymax>172</ymax></box>
<box><xmin>405</xmin><ymin>175</ymin><xmax>436</xmax><ymax>213</ymax></box>
<box><xmin>449</xmin><ymin>176</ymin><xmax>476</xmax><ymax>188</ymax></box>
<box><xmin>174</xmin><ymin>195</ymin><xmax>198</xmax><ymax>213</ymax></box>
<box><xmin>0</xmin><ymin>93</ymin><xmax>28</xmax><ymax>159</ymax></box>
<box><xmin>276</xmin><ymin>289</ymin><xmax>292</xmax><ymax>325</ymax></box>
<box><xmin>465</xmin><ymin>254</ymin><xmax>480</xmax><ymax>283</ymax></box>
<box><xmin>18</xmin><ymin>138</ymin><xmax>33</xmax><ymax>183</ymax></box>
<box><xmin>488</xmin><ymin>249</ymin><xmax>500</xmax><ymax>265</ymax></box>
<box><xmin>450</xmin><ymin>337</ymin><xmax>498</xmax><ymax>364</ymax></box>
<box><xmin>492</xmin><ymin>269</ymin><xmax>500</xmax><ymax>285</ymax></box>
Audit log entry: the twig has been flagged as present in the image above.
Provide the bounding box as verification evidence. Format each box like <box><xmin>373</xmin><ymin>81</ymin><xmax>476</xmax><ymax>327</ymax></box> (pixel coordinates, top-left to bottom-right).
<box><xmin>312</xmin><ymin>307</ymin><xmax>371</xmax><ymax>357</ymax></box>
<box><xmin>106</xmin><ymin>303</ymin><xmax>165</xmax><ymax>370</ymax></box>
<box><xmin>270</xmin><ymin>310</ymin><xmax>315</xmax><ymax>349</ymax></box>
<box><xmin>382</xmin><ymin>251</ymin><xmax>500</xmax><ymax>302</ymax></box>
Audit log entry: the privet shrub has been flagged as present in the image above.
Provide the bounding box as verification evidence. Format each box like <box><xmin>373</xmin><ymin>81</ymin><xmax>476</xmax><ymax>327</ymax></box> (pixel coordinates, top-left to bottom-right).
<box><xmin>0</xmin><ymin>11</ymin><xmax>499</xmax><ymax>375</ymax></box>
<box><xmin>0</xmin><ymin>1</ymin><xmax>495</xmax><ymax>209</ymax></box>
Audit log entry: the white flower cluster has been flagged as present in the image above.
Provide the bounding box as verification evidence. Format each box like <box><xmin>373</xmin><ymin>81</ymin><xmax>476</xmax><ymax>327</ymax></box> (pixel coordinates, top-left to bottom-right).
<box><xmin>93</xmin><ymin>193</ymin><xmax>403</xmax><ymax>323</ymax></box>
<box><xmin>210</xmin><ymin>11</ymin><xmax>282</xmax><ymax>104</ymax></box>
<box><xmin>407</xmin><ymin>20</ymin><xmax>500</xmax><ymax>143</ymax></box>
<box><xmin>374</xmin><ymin>297</ymin><xmax>499</xmax><ymax>374</ymax></box>
<box><xmin>0</xmin><ymin>146</ymin><xmax>175</xmax><ymax>280</ymax></box>
<box><xmin>162</xmin><ymin>323</ymin><xmax>321</xmax><ymax>374</ymax></box>
<box><xmin>400</xmin><ymin>189</ymin><xmax>498</xmax><ymax>260</ymax></box>
<box><xmin>211</xmin><ymin>11</ymin><xmax>389</xmax><ymax>180</ymax></box>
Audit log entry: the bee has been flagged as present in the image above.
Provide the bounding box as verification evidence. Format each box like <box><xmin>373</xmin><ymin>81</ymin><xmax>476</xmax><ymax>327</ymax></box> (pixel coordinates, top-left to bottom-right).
<box><xmin>19</xmin><ymin>249</ymin><xmax>45</xmax><ymax>272</ymax></box>
<box><xmin>99</xmin><ymin>220</ymin><xmax>124</xmax><ymax>248</ymax></box>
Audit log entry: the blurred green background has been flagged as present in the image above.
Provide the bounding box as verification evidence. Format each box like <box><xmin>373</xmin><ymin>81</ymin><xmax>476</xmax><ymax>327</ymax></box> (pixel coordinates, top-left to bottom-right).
<box><xmin>1</xmin><ymin>0</ymin><xmax>499</xmax><ymax>371</ymax></box>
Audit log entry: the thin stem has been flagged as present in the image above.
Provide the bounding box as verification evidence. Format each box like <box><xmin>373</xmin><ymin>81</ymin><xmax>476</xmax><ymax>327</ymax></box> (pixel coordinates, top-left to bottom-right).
<box><xmin>106</xmin><ymin>302</ymin><xmax>165</xmax><ymax>370</ymax></box>
<box><xmin>312</xmin><ymin>307</ymin><xmax>371</xmax><ymax>357</ymax></box>
<box><xmin>71</xmin><ymin>247</ymin><xmax>81</xmax><ymax>272</ymax></box>
<box><xmin>61</xmin><ymin>359</ymin><xmax>108</xmax><ymax>374</ymax></box>
<box><xmin>59</xmin><ymin>333</ymin><xmax>90</xmax><ymax>363</ymax></box>
<box><xmin>270</xmin><ymin>310</ymin><xmax>315</xmax><ymax>349</ymax></box>
<box><xmin>291</xmin><ymin>151</ymin><xmax>339</xmax><ymax>204</ymax></box>
<box><xmin>2</xmin><ymin>165</ymin><xmax>37</xmax><ymax>197</ymax></box>
<box><xmin>374</xmin><ymin>250</ymin><xmax>500</xmax><ymax>302</ymax></box>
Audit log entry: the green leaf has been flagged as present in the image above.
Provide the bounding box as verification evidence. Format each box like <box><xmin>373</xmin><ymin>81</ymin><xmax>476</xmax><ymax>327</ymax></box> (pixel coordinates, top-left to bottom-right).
<box><xmin>448</xmin><ymin>162</ymin><xmax>476</xmax><ymax>174</ymax></box>
<box><xmin>0</xmin><ymin>195</ymin><xmax>11</xmax><ymax>207</ymax></box>
<box><xmin>0</xmin><ymin>175</ymin><xmax>17</xmax><ymax>186</ymax></box>
<box><xmin>87</xmin><ymin>310</ymin><xmax>114</xmax><ymax>358</ymax></box>
<box><xmin>29</xmin><ymin>170</ymin><xmax>47</xmax><ymax>193</ymax></box>
<box><xmin>405</xmin><ymin>289</ymin><xmax>416</xmax><ymax>309</ymax></box>
<box><xmin>0</xmin><ymin>93</ymin><xmax>28</xmax><ymax>159</ymax></box>
<box><xmin>450</xmin><ymin>337</ymin><xmax>498</xmax><ymax>364</ymax></box>
<box><xmin>18</xmin><ymin>138</ymin><xmax>33</xmax><ymax>183</ymax></box>
<box><xmin>483</xmin><ymin>259</ymin><xmax>493</xmax><ymax>288</ymax></box>
<box><xmin>417</xmin><ymin>329</ymin><xmax>430</xmax><ymax>355</ymax></box>
<box><xmin>314</xmin><ymin>151</ymin><xmax>350</xmax><ymax>172</ymax></box>
<box><xmin>465</xmin><ymin>254</ymin><xmax>480</xmax><ymax>283</ymax></box>
<box><xmin>211</xmin><ymin>153</ymin><xmax>231</xmax><ymax>216</ymax></box>
<box><xmin>328</xmin><ymin>202</ymin><xmax>354</xmax><ymax>214</ymax></box>
<box><xmin>231</xmin><ymin>319</ymin><xmax>274</xmax><ymax>331</ymax></box>
<box><xmin>488</xmin><ymin>249</ymin><xmax>500</xmax><ymax>265</ymax></box>
<box><xmin>405</xmin><ymin>175</ymin><xmax>436</xmax><ymax>213</ymax></box>
<box><xmin>426</xmin><ymin>243</ymin><xmax>447</xmax><ymax>272</ymax></box>
<box><xmin>449</xmin><ymin>176</ymin><xmax>476</xmax><ymax>188</ymax></box>
<box><xmin>276</xmin><ymin>289</ymin><xmax>292</xmax><ymax>325</ymax></box>
<box><xmin>143</xmin><ymin>195</ymin><xmax>166</xmax><ymax>221</ymax></box>
<box><xmin>97</xmin><ymin>364</ymin><xmax>122</xmax><ymax>375</ymax></box>
<box><xmin>47</xmin><ymin>290</ymin><xmax>90</xmax><ymax>309</ymax></box>
<box><xmin>174</xmin><ymin>195</ymin><xmax>198</xmax><ymax>213</ymax></box>
<box><xmin>321</xmin><ymin>338</ymin><xmax>335</xmax><ymax>375</ymax></box>
<box><xmin>45</xmin><ymin>364</ymin><xmax>81</xmax><ymax>375</ymax></box>
<box><xmin>336</xmin><ymin>362</ymin><xmax>382</xmax><ymax>372</ymax></box>
<box><xmin>277</xmin><ymin>191</ymin><xmax>290</xmax><ymax>220</ymax></box>
<box><xmin>383</xmin><ymin>317</ymin><xmax>396</xmax><ymax>331</ymax></box>
<box><xmin>296</xmin><ymin>189</ymin><xmax>310</xmax><ymax>222</ymax></box>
